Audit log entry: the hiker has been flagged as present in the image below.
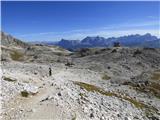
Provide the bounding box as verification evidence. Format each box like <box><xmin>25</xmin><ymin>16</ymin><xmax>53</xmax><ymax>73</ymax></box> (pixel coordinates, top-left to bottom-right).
<box><xmin>49</xmin><ymin>67</ymin><xmax>52</xmax><ymax>76</ymax></box>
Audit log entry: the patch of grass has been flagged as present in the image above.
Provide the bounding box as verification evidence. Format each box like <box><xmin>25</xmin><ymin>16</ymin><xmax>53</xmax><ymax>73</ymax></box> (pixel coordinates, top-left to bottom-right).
<box><xmin>123</xmin><ymin>96</ymin><xmax>145</xmax><ymax>109</ymax></box>
<box><xmin>10</xmin><ymin>51</ymin><xmax>24</xmax><ymax>61</ymax></box>
<box><xmin>123</xmin><ymin>81</ymin><xmax>160</xmax><ymax>99</ymax></box>
<box><xmin>3</xmin><ymin>77</ymin><xmax>16</xmax><ymax>82</ymax></box>
<box><xmin>57</xmin><ymin>47</ymin><xmax>65</xmax><ymax>51</ymax></box>
<box><xmin>75</xmin><ymin>81</ymin><xmax>160</xmax><ymax>118</ymax></box>
<box><xmin>74</xmin><ymin>81</ymin><xmax>158</xmax><ymax>111</ymax></box>
<box><xmin>151</xmin><ymin>72</ymin><xmax>160</xmax><ymax>81</ymax></box>
<box><xmin>75</xmin><ymin>81</ymin><xmax>104</xmax><ymax>93</ymax></box>
<box><xmin>150</xmin><ymin>82</ymin><xmax>160</xmax><ymax>91</ymax></box>
<box><xmin>71</xmin><ymin>115</ymin><xmax>76</xmax><ymax>120</ymax></box>
<box><xmin>75</xmin><ymin>82</ymin><xmax>145</xmax><ymax>108</ymax></box>
<box><xmin>54</xmin><ymin>52</ymin><xmax>64</xmax><ymax>56</ymax></box>
<box><xmin>148</xmin><ymin>82</ymin><xmax>160</xmax><ymax>99</ymax></box>
<box><xmin>102</xmin><ymin>74</ymin><xmax>111</xmax><ymax>80</ymax></box>
<box><xmin>79</xmin><ymin>93</ymin><xmax>85</xmax><ymax>98</ymax></box>
<box><xmin>21</xmin><ymin>91</ymin><xmax>29</xmax><ymax>97</ymax></box>
<box><xmin>155</xmin><ymin>70</ymin><xmax>160</xmax><ymax>72</ymax></box>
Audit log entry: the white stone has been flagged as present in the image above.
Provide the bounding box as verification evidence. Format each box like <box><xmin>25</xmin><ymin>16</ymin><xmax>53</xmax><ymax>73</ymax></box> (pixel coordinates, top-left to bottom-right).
<box><xmin>23</xmin><ymin>84</ymin><xmax>38</xmax><ymax>94</ymax></box>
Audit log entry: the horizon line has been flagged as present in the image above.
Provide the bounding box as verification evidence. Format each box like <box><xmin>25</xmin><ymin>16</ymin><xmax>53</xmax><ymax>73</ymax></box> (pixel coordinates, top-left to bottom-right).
<box><xmin>2</xmin><ymin>31</ymin><xmax>159</xmax><ymax>43</ymax></box>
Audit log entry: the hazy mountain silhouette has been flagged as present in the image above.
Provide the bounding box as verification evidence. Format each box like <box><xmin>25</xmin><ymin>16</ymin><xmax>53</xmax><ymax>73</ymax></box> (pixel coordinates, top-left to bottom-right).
<box><xmin>52</xmin><ymin>33</ymin><xmax>160</xmax><ymax>50</ymax></box>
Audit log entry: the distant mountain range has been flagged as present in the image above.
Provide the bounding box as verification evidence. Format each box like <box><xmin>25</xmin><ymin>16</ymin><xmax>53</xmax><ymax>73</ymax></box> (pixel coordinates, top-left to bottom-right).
<box><xmin>2</xmin><ymin>32</ymin><xmax>160</xmax><ymax>50</ymax></box>
<box><xmin>50</xmin><ymin>33</ymin><xmax>160</xmax><ymax>50</ymax></box>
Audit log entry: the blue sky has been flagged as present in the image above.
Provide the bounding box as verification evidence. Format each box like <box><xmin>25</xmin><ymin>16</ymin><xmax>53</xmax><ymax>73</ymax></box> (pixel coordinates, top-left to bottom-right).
<box><xmin>1</xmin><ymin>1</ymin><xmax>160</xmax><ymax>42</ymax></box>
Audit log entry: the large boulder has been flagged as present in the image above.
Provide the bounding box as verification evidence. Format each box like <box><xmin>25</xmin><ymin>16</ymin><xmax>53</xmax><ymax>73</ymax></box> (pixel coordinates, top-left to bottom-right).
<box><xmin>21</xmin><ymin>84</ymin><xmax>38</xmax><ymax>97</ymax></box>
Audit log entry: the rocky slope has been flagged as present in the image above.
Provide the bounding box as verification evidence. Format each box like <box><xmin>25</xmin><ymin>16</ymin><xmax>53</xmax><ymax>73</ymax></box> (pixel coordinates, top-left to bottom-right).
<box><xmin>1</xmin><ymin>32</ymin><xmax>71</xmax><ymax>62</ymax></box>
<box><xmin>1</xmin><ymin>32</ymin><xmax>29</xmax><ymax>48</ymax></box>
<box><xmin>1</xmin><ymin>33</ymin><xmax>160</xmax><ymax>120</ymax></box>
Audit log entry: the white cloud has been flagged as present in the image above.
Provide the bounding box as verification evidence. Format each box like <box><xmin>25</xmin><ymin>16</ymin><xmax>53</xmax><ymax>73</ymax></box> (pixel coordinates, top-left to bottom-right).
<box><xmin>18</xmin><ymin>32</ymin><xmax>58</xmax><ymax>37</ymax></box>
<box><xmin>147</xmin><ymin>16</ymin><xmax>157</xmax><ymax>19</ymax></box>
<box><xmin>17</xmin><ymin>20</ymin><xmax>160</xmax><ymax>41</ymax></box>
<box><xmin>101</xmin><ymin>21</ymin><xmax>159</xmax><ymax>30</ymax></box>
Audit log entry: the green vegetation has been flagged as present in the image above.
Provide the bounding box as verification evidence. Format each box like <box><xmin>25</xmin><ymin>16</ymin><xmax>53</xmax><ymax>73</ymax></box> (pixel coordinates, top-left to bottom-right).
<box><xmin>74</xmin><ymin>81</ymin><xmax>157</xmax><ymax>111</ymax></box>
<box><xmin>3</xmin><ymin>77</ymin><xmax>16</xmax><ymax>82</ymax></box>
<box><xmin>151</xmin><ymin>71</ymin><xmax>160</xmax><ymax>81</ymax></box>
<box><xmin>10</xmin><ymin>51</ymin><xmax>24</xmax><ymax>61</ymax></box>
<box><xmin>65</xmin><ymin>61</ymin><xmax>74</xmax><ymax>67</ymax></box>
<box><xmin>123</xmin><ymin>96</ymin><xmax>145</xmax><ymax>109</ymax></box>
<box><xmin>57</xmin><ymin>47</ymin><xmax>65</xmax><ymax>51</ymax></box>
<box><xmin>55</xmin><ymin>52</ymin><xmax>64</xmax><ymax>56</ymax></box>
<box><xmin>148</xmin><ymin>82</ymin><xmax>160</xmax><ymax>99</ymax></box>
<box><xmin>123</xmin><ymin>80</ymin><xmax>160</xmax><ymax>99</ymax></box>
<box><xmin>123</xmin><ymin>70</ymin><xmax>160</xmax><ymax>99</ymax></box>
<box><xmin>79</xmin><ymin>93</ymin><xmax>85</xmax><ymax>99</ymax></box>
<box><xmin>75</xmin><ymin>82</ymin><xmax>142</xmax><ymax>108</ymax></box>
<box><xmin>102</xmin><ymin>74</ymin><xmax>111</xmax><ymax>80</ymax></box>
<box><xmin>71</xmin><ymin>114</ymin><xmax>76</xmax><ymax>120</ymax></box>
<box><xmin>21</xmin><ymin>91</ymin><xmax>29</xmax><ymax>97</ymax></box>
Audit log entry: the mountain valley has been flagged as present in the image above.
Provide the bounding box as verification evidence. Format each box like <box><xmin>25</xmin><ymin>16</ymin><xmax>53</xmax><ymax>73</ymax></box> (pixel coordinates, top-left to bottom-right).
<box><xmin>1</xmin><ymin>32</ymin><xmax>160</xmax><ymax>120</ymax></box>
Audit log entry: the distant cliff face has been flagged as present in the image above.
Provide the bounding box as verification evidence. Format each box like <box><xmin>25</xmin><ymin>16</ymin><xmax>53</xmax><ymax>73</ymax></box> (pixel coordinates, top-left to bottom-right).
<box><xmin>54</xmin><ymin>33</ymin><xmax>160</xmax><ymax>50</ymax></box>
<box><xmin>81</xmin><ymin>36</ymin><xmax>107</xmax><ymax>46</ymax></box>
<box><xmin>57</xmin><ymin>39</ymin><xmax>81</xmax><ymax>49</ymax></box>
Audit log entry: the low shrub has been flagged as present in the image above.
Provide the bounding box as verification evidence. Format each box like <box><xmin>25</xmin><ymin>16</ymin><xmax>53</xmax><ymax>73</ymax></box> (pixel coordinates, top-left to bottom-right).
<box><xmin>3</xmin><ymin>77</ymin><xmax>16</xmax><ymax>82</ymax></box>
<box><xmin>102</xmin><ymin>74</ymin><xmax>111</xmax><ymax>80</ymax></box>
<box><xmin>151</xmin><ymin>72</ymin><xmax>160</xmax><ymax>81</ymax></box>
<box><xmin>65</xmin><ymin>61</ymin><xmax>74</xmax><ymax>67</ymax></box>
<box><xmin>72</xmin><ymin>114</ymin><xmax>77</xmax><ymax>120</ymax></box>
<box><xmin>10</xmin><ymin>51</ymin><xmax>24</xmax><ymax>61</ymax></box>
<box><xmin>133</xmin><ymin>49</ymin><xmax>142</xmax><ymax>57</ymax></box>
<box><xmin>21</xmin><ymin>91</ymin><xmax>29</xmax><ymax>97</ymax></box>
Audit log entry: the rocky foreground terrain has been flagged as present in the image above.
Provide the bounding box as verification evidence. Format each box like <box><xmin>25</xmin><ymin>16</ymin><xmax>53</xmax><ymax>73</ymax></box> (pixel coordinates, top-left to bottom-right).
<box><xmin>1</xmin><ymin>32</ymin><xmax>160</xmax><ymax>120</ymax></box>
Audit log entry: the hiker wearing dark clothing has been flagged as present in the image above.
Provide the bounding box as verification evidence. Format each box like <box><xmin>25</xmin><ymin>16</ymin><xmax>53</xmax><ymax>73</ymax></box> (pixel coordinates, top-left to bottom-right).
<box><xmin>49</xmin><ymin>67</ymin><xmax>52</xmax><ymax>76</ymax></box>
